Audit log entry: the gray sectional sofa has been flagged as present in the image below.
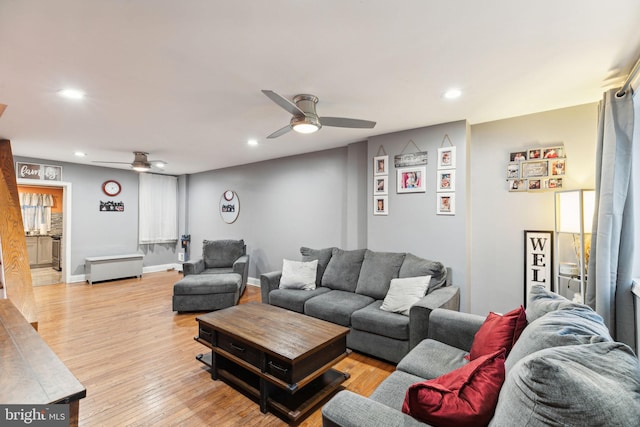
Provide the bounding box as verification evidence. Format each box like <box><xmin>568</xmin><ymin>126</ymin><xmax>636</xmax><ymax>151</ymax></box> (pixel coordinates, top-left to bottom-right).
<box><xmin>322</xmin><ymin>285</ymin><xmax>640</xmax><ymax>426</ymax></box>
<box><xmin>260</xmin><ymin>247</ymin><xmax>460</xmax><ymax>363</ymax></box>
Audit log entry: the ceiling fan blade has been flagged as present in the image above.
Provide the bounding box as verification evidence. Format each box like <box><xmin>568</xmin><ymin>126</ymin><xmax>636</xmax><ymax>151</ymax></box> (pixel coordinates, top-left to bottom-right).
<box><xmin>262</xmin><ymin>90</ymin><xmax>305</xmax><ymax>116</ymax></box>
<box><xmin>267</xmin><ymin>125</ymin><xmax>293</xmax><ymax>139</ymax></box>
<box><xmin>92</xmin><ymin>161</ymin><xmax>131</xmax><ymax>165</ymax></box>
<box><xmin>321</xmin><ymin>117</ymin><xmax>377</xmax><ymax>129</ymax></box>
<box><xmin>0</xmin><ymin>104</ymin><xmax>7</xmax><ymax>118</ymax></box>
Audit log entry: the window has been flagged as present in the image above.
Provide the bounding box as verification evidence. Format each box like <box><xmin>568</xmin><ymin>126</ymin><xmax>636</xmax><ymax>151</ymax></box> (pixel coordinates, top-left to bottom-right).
<box><xmin>138</xmin><ymin>173</ymin><xmax>178</xmax><ymax>244</ymax></box>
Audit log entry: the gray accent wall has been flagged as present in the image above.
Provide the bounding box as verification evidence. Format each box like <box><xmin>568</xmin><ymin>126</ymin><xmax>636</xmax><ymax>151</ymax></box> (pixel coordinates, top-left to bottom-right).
<box><xmin>469</xmin><ymin>103</ymin><xmax>598</xmax><ymax>315</ymax></box>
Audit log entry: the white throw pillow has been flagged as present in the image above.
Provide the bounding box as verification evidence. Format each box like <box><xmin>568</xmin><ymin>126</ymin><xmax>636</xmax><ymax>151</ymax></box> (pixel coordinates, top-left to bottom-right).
<box><xmin>279</xmin><ymin>259</ymin><xmax>318</xmax><ymax>290</ymax></box>
<box><xmin>380</xmin><ymin>275</ymin><xmax>432</xmax><ymax>316</ymax></box>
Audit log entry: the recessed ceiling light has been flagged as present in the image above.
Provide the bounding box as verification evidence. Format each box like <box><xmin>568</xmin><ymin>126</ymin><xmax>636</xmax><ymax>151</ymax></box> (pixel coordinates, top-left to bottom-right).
<box><xmin>154</xmin><ymin>162</ymin><xmax>166</xmax><ymax>168</ymax></box>
<box><xmin>443</xmin><ymin>88</ymin><xmax>462</xmax><ymax>100</ymax></box>
<box><xmin>58</xmin><ymin>88</ymin><xmax>86</xmax><ymax>100</ymax></box>
<box><xmin>74</xmin><ymin>151</ymin><xmax>87</xmax><ymax>157</ymax></box>
<box><xmin>247</xmin><ymin>139</ymin><xmax>258</xmax><ymax>146</ymax></box>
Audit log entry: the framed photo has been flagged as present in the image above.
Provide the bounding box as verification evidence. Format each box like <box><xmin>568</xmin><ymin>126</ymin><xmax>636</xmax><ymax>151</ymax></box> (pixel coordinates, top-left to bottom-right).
<box><xmin>436</xmin><ymin>193</ymin><xmax>455</xmax><ymax>215</ymax></box>
<box><xmin>528</xmin><ymin>178</ymin><xmax>542</xmax><ymax>191</ymax></box>
<box><xmin>544</xmin><ymin>177</ymin><xmax>563</xmax><ymax>189</ymax></box>
<box><xmin>508</xmin><ymin>179</ymin><xmax>527</xmax><ymax>192</ymax></box>
<box><xmin>374</xmin><ymin>176</ymin><xmax>388</xmax><ymax>195</ymax></box>
<box><xmin>373</xmin><ymin>196</ymin><xmax>388</xmax><ymax>215</ymax></box>
<box><xmin>437</xmin><ymin>146</ymin><xmax>456</xmax><ymax>169</ymax></box>
<box><xmin>509</xmin><ymin>151</ymin><xmax>527</xmax><ymax>162</ymax></box>
<box><xmin>397</xmin><ymin>166</ymin><xmax>426</xmax><ymax>193</ymax></box>
<box><xmin>436</xmin><ymin>170</ymin><xmax>455</xmax><ymax>192</ymax></box>
<box><xmin>527</xmin><ymin>148</ymin><xmax>542</xmax><ymax>160</ymax></box>
<box><xmin>521</xmin><ymin>160</ymin><xmax>549</xmax><ymax>178</ymax></box>
<box><xmin>507</xmin><ymin>163</ymin><xmax>520</xmax><ymax>179</ymax></box>
<box><xmin>374</xmin><ymin>155</ymin><xmax>388</xmax><ymax>176</ymax></box>
<box><xmin>543</xmin><ymin>146</ymin><xmax>565</xmax><ymax>159</ymax></box>
<box><xmin>524</xmin><ymin>230</ymin><xmax>554</xmax><ymax>306</ymax></box>
<box><xmin>550</xmin><ymin>158</ymin><xmax>565</xmax><ymax>176</ymax></box>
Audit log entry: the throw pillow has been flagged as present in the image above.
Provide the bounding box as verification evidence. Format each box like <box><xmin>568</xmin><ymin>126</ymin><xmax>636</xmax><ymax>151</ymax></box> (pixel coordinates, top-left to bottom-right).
<box><xmin>402</xmin><ymin>349</ymin><xmax>506</xmax><ymax>427</ymax></box>
<box><xmin>321</xmin><ymin>248</ymin><xmax>367</xmax><ymax>292</ymax></box>
<box><xmin>380</xmin><ymin>275</ymin><xmax>431</xmax><ymax>316</ymax></box>
<box><xmin>279</xmin><ymin>259</ymin><xmax>318</xmax><ymax>290</ymax></box>
<box><xmin>492</xmin><ymin>342</ymin><xmax>640</xmax><ymax>426</ymax></box>
<box><xmin>300</xmin><ymin>246</ymin><xmax>334</xmax><ymax>286</ymax></box>
<box><xmin>467</xmin><ymin>306</ymin><xmax>527</xmax><ymax>361</ymax></box>
<box><xmin>355</xmin><ymin>250</ymin><xmax>406</xmax><ymax>299</ymax></box>
<box><xmin>398</xmin><ymin>253</ymin><xmax>448</xmax><ymax>292</ymax></box>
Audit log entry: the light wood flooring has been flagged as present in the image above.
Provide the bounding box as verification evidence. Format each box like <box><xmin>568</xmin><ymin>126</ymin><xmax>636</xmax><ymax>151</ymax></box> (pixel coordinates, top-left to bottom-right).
<box><xmin>32</xmin><ymin>271</ymin><xmax>394</xmax><ymax>426</ymax></box>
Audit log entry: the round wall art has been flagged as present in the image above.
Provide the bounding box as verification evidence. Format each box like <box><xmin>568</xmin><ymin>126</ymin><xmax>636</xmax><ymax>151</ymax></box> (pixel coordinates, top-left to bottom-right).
<box><xmin>219</xmin><ymin>190</ymin><xmax>239</xmax><ymax>224</ymax></box>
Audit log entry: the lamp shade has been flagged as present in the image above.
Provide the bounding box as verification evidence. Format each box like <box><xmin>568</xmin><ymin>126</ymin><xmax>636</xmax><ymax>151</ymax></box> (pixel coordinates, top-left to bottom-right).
<box><xmin>555</xmin><ymin>190</ymin><xmax>595</xmax><ymax>233</ymax></box>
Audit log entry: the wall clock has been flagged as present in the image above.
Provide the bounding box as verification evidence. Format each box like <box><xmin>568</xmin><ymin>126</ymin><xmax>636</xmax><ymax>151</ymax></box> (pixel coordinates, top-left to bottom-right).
<box><xmin>220</xmin><ymin>190</ymin><xmax>240</xmax><ymax>224</ymax></box>
<box><xmin>102</xmin><ymin>180</ymin><xmax>122</xmax><ymax>197</ymax></box>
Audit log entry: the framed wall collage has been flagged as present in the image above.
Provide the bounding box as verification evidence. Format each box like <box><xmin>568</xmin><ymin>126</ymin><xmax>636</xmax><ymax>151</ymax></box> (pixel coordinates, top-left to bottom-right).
<box><xmin>436</xmin><ymin>144</ymin><xmax>456</xmax><ymax>215</ymax></box>
<box><xmin>373</xmin><ymin>154</ymin><xmax>389</xmax><ymax>215</ymax></box>
<box><xmin>507</xmin><ymin>145</ymin><xmax>566</xmax><ymax>192</ymax></box>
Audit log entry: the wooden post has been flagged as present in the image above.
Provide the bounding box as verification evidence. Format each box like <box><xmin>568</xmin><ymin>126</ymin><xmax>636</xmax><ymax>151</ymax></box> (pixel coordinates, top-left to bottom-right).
<box><xmin>0</xmin><ymin>139</ymin><xmax>38</xmax><ymax>328</ymax></box>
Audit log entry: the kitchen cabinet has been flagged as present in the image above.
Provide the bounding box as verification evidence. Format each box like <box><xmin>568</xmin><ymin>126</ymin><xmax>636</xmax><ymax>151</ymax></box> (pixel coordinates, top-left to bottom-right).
<box><xmin>26</xmin><ymin>235</ymin><xmax>53</xmax><ymax>267</ymax></box>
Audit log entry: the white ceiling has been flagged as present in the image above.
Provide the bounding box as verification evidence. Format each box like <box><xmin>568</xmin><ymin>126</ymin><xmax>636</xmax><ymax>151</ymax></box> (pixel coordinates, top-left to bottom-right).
<box><xmin>1</xmin><ymin>1</ymin><xmax>639</xmax><ymax>175</ymax></box>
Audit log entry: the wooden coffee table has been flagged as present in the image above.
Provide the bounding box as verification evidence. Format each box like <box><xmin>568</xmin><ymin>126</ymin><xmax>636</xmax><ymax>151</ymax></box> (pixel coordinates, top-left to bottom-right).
<box><xmin>195</xmin><ymin>302</ymin><xmax>350</xmax><ymax>424</ymax></box>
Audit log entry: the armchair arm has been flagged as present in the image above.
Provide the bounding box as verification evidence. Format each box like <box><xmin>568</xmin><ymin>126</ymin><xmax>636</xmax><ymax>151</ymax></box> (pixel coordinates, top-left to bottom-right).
<box><xmin>259</xmin><ymin>271</ymin><xmax>282</xmax><ymax>303</ymax></box>
<box><xmin>183</xmin><ymin>258</ymin><xmax>204</xmax><ymax>276</ymax></box>
<box><xmin>233</xmin><ymin>255</ymin><xmax>250</xmax><ymax>285</ymax></box>
<box><xmin>322</xmin><ymin>390</ymin><xmax>428</xmax><ymax>427</ymax></box>
<box><xmin>427</xmin><ymin>308</ymin><xmax>484</xmax><ymax>352</ymax></box>
<box><xmin>409</xmin><ymin>286</ymin><xmax>460</xmax><ymax>350</ymax></box>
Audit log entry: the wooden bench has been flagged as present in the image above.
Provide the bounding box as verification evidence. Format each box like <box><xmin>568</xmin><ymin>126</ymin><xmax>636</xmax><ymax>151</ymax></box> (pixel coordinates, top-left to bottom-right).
<box><xmin>85</xmin><ymin>253</ymin><xmax>144</xmax><ymax>285</ymax></box>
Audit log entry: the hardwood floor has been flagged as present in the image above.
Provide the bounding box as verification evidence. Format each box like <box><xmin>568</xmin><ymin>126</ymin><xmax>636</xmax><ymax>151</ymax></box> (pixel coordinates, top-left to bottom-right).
<box><xmin>32</xmin><ymin>271</ymin><xmax>394</xmax><ymax>426</ymax></box>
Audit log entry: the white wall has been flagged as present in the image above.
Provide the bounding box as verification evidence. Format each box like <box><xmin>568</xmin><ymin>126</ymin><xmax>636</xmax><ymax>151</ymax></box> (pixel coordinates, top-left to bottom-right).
<box><xmin>469</xmin><ymin>103</ymin><xmax>598</xmax><ymax>315</ymax></box>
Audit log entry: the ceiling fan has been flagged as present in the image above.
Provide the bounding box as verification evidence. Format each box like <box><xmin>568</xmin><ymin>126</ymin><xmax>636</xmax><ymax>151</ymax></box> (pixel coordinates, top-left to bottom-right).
<box><xmin>93</xmin><ymin>151</ymin><xmax>167</xmax><ymax>172</ymax></box>
<box><xmin>262</xmin><ymin>90</ymin><xmax>376</xmax><ymax>139</ymax></box>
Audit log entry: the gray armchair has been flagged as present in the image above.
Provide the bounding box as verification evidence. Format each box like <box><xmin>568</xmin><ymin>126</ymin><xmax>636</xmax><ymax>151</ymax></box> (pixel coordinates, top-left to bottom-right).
<box><xmin>183</xmin><ymin>239</ymin><xmax>249</xmax><ymax>297</ymax></box>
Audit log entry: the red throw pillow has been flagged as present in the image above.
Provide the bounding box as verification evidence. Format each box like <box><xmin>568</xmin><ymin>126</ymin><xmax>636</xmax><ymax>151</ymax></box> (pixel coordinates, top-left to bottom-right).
<box><xmin>402</xmin><ymin>349</ymin><xmax>506</xmax><ymax>427</ymax></box>
<box><xmin>467</xmin><ymin>305</ymin><xmax>527</xmax><ymax>361</ymax></box>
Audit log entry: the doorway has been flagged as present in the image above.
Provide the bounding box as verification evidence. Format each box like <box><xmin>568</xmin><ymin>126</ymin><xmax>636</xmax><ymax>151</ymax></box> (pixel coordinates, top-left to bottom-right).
<box><xmin>17</xmin><ymin>179</ymin><xmax>72</xmax><ymax>285</ymax></box>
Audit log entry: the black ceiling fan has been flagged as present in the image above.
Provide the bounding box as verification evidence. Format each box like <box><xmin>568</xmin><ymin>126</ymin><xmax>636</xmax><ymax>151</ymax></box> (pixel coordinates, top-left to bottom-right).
<box><xmin>262</xmin><ymin>90</ymin><xmax>376</xmax><ymax>139</ymax></box>
<box><xmin>92</xmin><ymin>151</ymin><xmax>167</xmax><ymax>172</ymax></box>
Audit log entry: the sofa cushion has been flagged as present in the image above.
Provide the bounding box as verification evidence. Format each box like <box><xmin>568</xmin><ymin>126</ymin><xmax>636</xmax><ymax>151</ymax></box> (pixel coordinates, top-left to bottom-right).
<box><xmin>402</xmin><ymin>349</ymin><xmax>506</xmax><ymax>427</ymax></box>
<box><xmin>398</xmin><ymin>253</ymin><xmax>447</xmax><ymax>292</ymax></box>
<box><xmin>173</xmin><ymin>273</ymin><xmax>241</xmax><ymax>295</ymax></box>
<box><xmin>351</xmin><ymin>301</ymin><xmax>410</xmax><ymax>341</ymax></box>
<box><xmin>397</xmin><ymin>339</ymin><xmax>469</xmax><ymax>380</ymax></box>
<box><xmin>505</xmin><ymin>306</ymin><xmax>612</xmax><ymax>372</ymax></box>
<box><xmin>203</xmin><ymin>239</ymin><xmax>245</xmax><ymax>268</ymax></box>
<box><xmin>355</xmin><ymin>250</ymin><xmax>405</xmax><ymax>299</ymax></box>
<box><xmin>526</xmin><ymin>284</ymin><xmax>590</xmax><ymax>322</ymax></box>
<box><xmin>468</xmin><ymin>306</ymin><xmax>527</xmax><ymax>360</ymax></box>
<box><xmin>202</xmin><ymin>267</ymin><xmax>234</xmax><ymax>275</ymax></box>
<box><xmin>279</xmin><ymin>259</ymin><xmax>318</xmax><ymax>290</ymax></box>
<box><xmin>380</xmin><ymin>275</ymin><xmax>431</xmax><ymax>316</ymax></box>
<box><xmin>370</xmin><ymin>370</ymin><xmax>426</xmax><ymax>411</ymax></box>
<box><xmin>492</xmin><ymin>342</ymin><xmax>640</xmax><ymax>427</ymax></box>
<box><xmin>268</xmin><ymin>287</ymin><xmax>331</xmax><ymax>313</ymax></box>
<box><xmin>300</xmin><ymin>246</ymin><xmax>335</xmax><ymax>286</ymax></box>
<box><xmin>304</xmin><ymin>290</ymin><xmax>374</xmax><ymax>326</ymax></box>
<box><xmin>321</xmin><ymin>248</ymin><xmax>367</xmax><ymax>292</ymax></box>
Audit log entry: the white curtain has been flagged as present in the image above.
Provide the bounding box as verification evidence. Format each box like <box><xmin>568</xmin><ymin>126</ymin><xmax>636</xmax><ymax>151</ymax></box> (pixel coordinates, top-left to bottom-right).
<box><xmin>138</xmin><ymin>173</ymin><xmax>178</xmax><ymax>244</ymax></box>
<box><xmin>586</xmin><ymin>88</ymin><xmax>635</xmax><ymax>349</ymax></box>
<box><xmin>19</xmin><ymin>192</ymin><xmax>53</xmax><ymax>232</ymax></box>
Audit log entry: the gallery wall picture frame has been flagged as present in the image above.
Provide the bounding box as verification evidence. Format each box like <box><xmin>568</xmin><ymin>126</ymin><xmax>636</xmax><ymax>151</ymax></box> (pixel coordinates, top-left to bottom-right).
<box><xmin>397</xmin><ymin>166</ymin><xmax>426</xmax><ymax>193</ymax></box>
<box><xmin>437</xmin><ymin>146</ymin><xmax>456</xmax><ymax>169</ymax></box>
<box><xmin>510</xmin><ymin>151</ymin><xmax>527</xmax><ymax>162</ymax></box>
<box><xmin>373</xmin><ymin>196</ymin><xmax>388</xmax><ymax>215</ymax></box>
<box><xmin>523</xmin><ymin>230</ymin><xmax>554</xmax><ymax>306</ymax></box>
<box><xmin>374</xmin><ymin>155</ymin><xmax>389</xmax><ymax>176</ymax></box>
<box><xmin>550</xmin><ymin>158</ymin><xmax>566</xmax><ymax>176</ymax></box>
<box><xmin>521</xmin><ymin>160</ymin><xmax>549</xmax><ymax>178</ymax></box>
<box><xmin>436</xmin><ymin>193</ymin><xmax>455</xmax><ymax>215</ymax></box>
<box><xmin>507</xmin><ymin>163</ymin><xmax>520</xmax><ymax>179</ymax></box>
<box><xmin>543</xmin><ymin>177</ymin><xmax>563</xmax><ymax>190</ymax></box>
<box><xmin>509</xmin><ymin>179</ymin><xmax>527</xmax><ymax>192</ymax></box>
<box><xmin>527</xmin><ymin>148</ymin><xmax>542</xmax><ymax>160</ymax></box>
<box><xmin>374</xmin><ymin>176</ymin><xmax>388</xmax><ymax>195</ymax></box>
<box><xmin>542</xmin><ymin>146</ymin><xmax>565</xmax><ymax>159</ymax></box>
<box><xmin>436</xmin><ymin>170</ymin><xmax>455</xmax><ymax>192</ymax></box>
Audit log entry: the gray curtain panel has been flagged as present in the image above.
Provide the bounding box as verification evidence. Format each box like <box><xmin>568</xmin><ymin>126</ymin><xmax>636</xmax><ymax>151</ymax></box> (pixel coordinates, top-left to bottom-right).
<box><xmin>586</xmin><ymin>88</ymin><xmax>636</xmax><ymax>350</ymax></box>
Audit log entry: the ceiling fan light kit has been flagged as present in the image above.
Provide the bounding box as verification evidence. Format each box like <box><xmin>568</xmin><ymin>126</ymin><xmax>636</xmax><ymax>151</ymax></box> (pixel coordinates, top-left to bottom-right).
<box><xmin>93</xmin><ymin>151</ymin><xmax>167</xmax><ymax>172</ymax></box>
<box><xmin>262</xmin><ymin>90</ymin><xmax>376</xmax><ymax>139</ymax></box>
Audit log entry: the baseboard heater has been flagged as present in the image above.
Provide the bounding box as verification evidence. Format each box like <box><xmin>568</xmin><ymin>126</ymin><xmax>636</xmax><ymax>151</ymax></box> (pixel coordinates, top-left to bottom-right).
<box><xmin>85</xmin><ymin>254</ymin><xmax>144</xmax><ymax>285</ymax></box>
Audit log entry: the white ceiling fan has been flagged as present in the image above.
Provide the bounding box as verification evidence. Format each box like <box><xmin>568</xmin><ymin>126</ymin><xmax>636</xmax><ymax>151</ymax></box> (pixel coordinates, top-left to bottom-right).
<box><xmin>93</xmin><ymin>151</ymin><xmax>167</xmax><ymax>172</ymax></box>
<box><xmin>262</xmin><ymin>90</ymin><xmax>376</xmax><ymax>139</ymax></box>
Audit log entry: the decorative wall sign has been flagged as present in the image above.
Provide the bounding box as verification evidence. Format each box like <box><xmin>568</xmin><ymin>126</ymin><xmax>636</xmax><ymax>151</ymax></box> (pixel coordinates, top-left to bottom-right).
<box><xmin>394</xmin><ymin>139</ymin><xmax>427</xmax><ymax>167</ymax></box>
<box><xmin>220</xmin><ymin>190</ymin><xmax>240</xmax><ymax>224</ymax></box>
<box><xmin>523</xmin><ymin>230</ymin><xmax>554</xmax><ymax>306</ymax></box>
<box><xmin>16</xmin><ymin>162</ymin><xmax>62</xmax><ymax>181</ymax></box>
<box><xmin>100</xmin><ymin>201</ymin><xmax>124</xmax><ymax>211</ymax></box>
